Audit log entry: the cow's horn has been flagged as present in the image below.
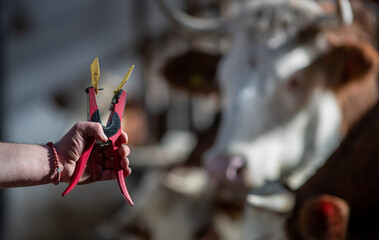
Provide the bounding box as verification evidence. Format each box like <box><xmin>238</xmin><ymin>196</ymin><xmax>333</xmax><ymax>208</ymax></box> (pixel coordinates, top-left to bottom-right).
<box><xmin>155</xmin><ymin>0</ymin><xmax>229</xmax><ymax>34</ymax></box>
<box><xmin>156</xmin><ymin>0</ymin><xmax>352</xmax><ymax>34</ymax></box>
<box><xmin>318</xmin><ymin>0</ymin><xmax>353</xmax><ymax>28</ymax></box>
<box><xmin>337</xmin><ymin>0</ymin><xmax>353</xmax><ymax>26</ymax></box>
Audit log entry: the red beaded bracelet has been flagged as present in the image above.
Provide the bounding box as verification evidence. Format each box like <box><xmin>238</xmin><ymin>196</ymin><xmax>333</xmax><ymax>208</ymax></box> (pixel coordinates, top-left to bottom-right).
<box><xmin>46</xmin><ymin>142</ymin><xmax>62</xmax><ymax>185</ymax></box>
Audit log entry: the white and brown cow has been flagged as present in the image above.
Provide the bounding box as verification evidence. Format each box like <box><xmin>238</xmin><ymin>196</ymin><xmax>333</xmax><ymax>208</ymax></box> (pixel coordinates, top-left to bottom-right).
<box><xmin>156</xmin><ymin>0</ymin><xmax>378</xmax><ymax>239</ymax></box>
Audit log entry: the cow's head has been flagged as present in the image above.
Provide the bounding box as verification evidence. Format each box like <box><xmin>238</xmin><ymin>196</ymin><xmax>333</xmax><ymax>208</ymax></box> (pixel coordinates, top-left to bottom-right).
<box><xmin>157</xmin><ymin>0</ymin><xmax>378</xmax><ymax>199</ymax></box>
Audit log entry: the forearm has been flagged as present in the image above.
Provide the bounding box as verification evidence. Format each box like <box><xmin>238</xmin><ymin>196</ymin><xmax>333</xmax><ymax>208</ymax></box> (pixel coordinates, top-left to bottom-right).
<box><xmin>0</xmin><ymin>142</ymin><xmax>57</xmax><ymax>188</ymax></box>
<box><xmin>0</xmin><ymin>122</ymin><xmax>131</xmax><ymax>188</ymax></box>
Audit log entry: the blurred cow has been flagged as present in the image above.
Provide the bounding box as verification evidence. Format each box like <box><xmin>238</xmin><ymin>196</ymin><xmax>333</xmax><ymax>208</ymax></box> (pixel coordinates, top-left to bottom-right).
<box><xmin>157</xmin><ymin>0</ymin><xmax>378</xmax><ymax>239</ymax></box>
<box><xmin>158</xmin><ymin>0</ymin><xmax>376</xmax><ymax>200</ymax></box>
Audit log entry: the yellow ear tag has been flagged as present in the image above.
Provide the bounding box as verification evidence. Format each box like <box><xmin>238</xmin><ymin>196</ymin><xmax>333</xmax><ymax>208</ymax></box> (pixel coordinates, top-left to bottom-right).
<box><xmin>91</xmin><ymin>57</ymin><xmax>100</xmax><ymax>94</ymax></box>
<box><xmin>114</xmin><ymin>65</ymin><xmax>134</xmax><ymax>95</ymax></box>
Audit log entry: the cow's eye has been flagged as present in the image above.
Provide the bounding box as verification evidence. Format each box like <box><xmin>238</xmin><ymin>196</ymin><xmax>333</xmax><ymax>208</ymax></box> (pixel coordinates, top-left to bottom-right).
<box><xmin>286</xmin><ymin>74</ymin><xmax>303</xmax><ymax>92</ymax></box>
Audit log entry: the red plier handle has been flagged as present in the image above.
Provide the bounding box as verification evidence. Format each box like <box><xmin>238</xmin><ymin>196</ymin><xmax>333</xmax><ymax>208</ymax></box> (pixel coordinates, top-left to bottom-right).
<box><xmin>61</xmin><ymin>87</ymin><xmax>134</xmax><ymax>206</ymax></box>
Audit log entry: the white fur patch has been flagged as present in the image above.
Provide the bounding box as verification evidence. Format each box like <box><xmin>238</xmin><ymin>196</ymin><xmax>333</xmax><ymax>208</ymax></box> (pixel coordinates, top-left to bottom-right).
<box><xmin>276</xmin><ymin>47</ymin><xmax>316</xmax><ymax>79</ymax></box>
<box><xmin>286</xmin><ymin>90</ymin><xmax>342</xmax><ymax>189</ymax></box>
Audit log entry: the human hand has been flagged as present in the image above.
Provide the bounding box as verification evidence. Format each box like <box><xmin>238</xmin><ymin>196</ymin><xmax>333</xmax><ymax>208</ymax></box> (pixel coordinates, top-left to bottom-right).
<box><xmin>54</xmin><ymin>122</ymin><xmax>131</xmax><ymax>184</ymax></box>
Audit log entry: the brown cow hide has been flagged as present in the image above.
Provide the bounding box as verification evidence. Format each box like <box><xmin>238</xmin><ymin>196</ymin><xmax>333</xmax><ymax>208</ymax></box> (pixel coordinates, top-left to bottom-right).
<box><xmin>316</xmin><ymin>41</ymin><xmax>378</xmax><ymax>135</ymax></box>
<box><xmin>286</xmin><ymin>102</ymin><xmax>379</xmax><ymax>239</ymax></box>
<box><xmin>160</xmin><ymin>49</ymin><xmax>221</xmax><ymax>95</ymax></box>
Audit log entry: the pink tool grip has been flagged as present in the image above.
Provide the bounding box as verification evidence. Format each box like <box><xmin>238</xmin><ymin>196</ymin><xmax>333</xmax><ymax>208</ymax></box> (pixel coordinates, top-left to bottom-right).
<box><xmin>113</xmin><ymin>148</ymin><xmax>134</xmax><ymax>206</ymax></box>
<box><xmin>62</xmin><ymin>137</ymin><xmax>96</xmax><ymax>197</ymax></box>
<box><xmin>88</xmin><ymin>87</ymin><xmax>99</xmax><ymax>117</ymax></box>
<box><xmin>112</xmin><ymin>136</ymin><xmax>134</xmax><ymax>206</ymax></box>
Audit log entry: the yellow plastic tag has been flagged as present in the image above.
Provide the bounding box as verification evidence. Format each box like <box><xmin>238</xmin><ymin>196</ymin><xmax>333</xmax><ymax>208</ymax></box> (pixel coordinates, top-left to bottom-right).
<box><xmin>114</xmin><ymin>65</ymin><xmax>134</xmax><ymax>95</ymax></box>
<box><xmin>91</xmin><ymin>57</ymin><xmax>100</xmax><ymax>94</ymax></box>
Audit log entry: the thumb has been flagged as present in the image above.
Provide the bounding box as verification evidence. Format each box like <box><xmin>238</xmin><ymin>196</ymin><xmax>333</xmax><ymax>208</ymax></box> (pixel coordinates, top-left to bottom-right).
<box><xmin>81</xmin><ymin>122</ymin><xmax>108</xmax><ymax>142</ymax></box>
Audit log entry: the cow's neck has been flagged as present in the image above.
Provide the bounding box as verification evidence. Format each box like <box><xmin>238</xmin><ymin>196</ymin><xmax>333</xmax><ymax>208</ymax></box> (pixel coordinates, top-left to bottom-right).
<box><xmin>335</xmin><ymin>71</ymin><xmax>378</xmax><ymax>136</ymax></box>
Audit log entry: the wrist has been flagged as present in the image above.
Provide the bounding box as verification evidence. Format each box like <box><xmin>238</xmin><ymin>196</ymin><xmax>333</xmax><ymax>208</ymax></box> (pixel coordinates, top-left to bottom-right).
<box><xmin>46</xmin><ymin>142</ymin><xmax>63</xmax><ymax>185</ymax></box>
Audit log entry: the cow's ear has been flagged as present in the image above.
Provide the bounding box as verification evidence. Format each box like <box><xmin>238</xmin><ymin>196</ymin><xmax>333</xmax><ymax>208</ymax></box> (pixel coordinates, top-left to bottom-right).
<box><xmin>320</xmin><ymin>42</ymin><xmax>378</xmax><ymax>90</ymax></box>
<box><xmin>160</xmin><ymin>50</ymin><xmax>221</xmax><ymax>95</ymax></box>
<box><xmin>318</xmin><ymin>42</ymin><xmax>379</xmax><ymax>134</ymax></box>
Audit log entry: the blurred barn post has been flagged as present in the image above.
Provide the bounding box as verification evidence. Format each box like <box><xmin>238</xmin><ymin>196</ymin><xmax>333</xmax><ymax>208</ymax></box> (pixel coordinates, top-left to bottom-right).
<box><xmin>0</xmin><ymin>0</ymin><xmax>4</xmax><ymax>238</ymax></box>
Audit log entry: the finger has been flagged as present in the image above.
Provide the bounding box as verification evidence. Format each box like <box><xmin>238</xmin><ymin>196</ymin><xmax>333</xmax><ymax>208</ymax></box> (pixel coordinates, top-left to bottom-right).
<box><xmin>98</xmin><ymin>169</ymin><xmax>115</xmax><ymax>181</ymax></box>
<box><xmin>118</xmin><ymin>144</ymin><xmax>130</xmax><ymax>158</ymax></box>
<box><xmin>102</xmin><ymin>145</ymin><xmax>114</xmax><ymax>158</ymax></box>
<box><xmin>79</xmin><ymin>122</ymin><xmax>108</xmax><ymax>142</ymax></box>
<box><xmin>98</xmin><ymin>168</ymin><xmax>131</xmax><ymax>181</ymax></box>
<box><xmin>92</xmin><ymin>146</ymin><xmax>105</xmax><ymax>165</ymax></box>
<box><xmin>120</xmin><ymin>157</ymin><xmax>130</xmax><ymax>169</ymax></box>
<box><xmin>78</xmin><ymin>164</ymin><xmax>102</xmax><ymax>184</ymax></box>
<box><xmin>104</xmin><ymin>158</ymin><xmax>114</xmax><ymax>169</ymax></box>
<box><xmin>120</xmin><ymin>131</ymin><xmax>128</xmax><ymax>144</ymax></box>
<box><xmin>123</xmin><ymin>167</ymin><xmax>132</xmax><ymax>177</ymax></box>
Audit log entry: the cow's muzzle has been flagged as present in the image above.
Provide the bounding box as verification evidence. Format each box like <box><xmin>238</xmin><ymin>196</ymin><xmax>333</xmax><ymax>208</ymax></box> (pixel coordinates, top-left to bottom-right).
<box><xmin>204</xmin><ymin>154</ymin><xmax>248</xmax><ymax>189</ymax></box>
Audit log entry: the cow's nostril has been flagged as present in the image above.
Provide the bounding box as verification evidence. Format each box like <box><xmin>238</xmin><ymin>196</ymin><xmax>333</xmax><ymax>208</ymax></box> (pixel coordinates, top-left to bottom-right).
<box><xmin>226</xmin><ymin>156</ymin><xmax>246</xmax><ymax>181</ymax></box>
